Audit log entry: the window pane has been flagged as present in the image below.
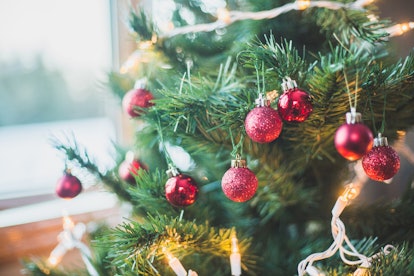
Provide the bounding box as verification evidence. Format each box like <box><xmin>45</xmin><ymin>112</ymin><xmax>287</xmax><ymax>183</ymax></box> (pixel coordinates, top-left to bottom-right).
<box><xmin>0</xmin><ymin>0</ymin><xmax>114</xmax><ymax>202</ymax></box>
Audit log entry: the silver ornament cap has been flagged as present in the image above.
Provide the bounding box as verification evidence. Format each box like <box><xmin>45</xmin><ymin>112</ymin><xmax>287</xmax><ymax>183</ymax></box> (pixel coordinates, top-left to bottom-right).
<box><xmin>373</xmin><ymin>133</ymin><xmax>388</xmax><ymax>147</ymax></box>
<box><xmin>345</xmin><ymin>107</ymin><xmax>362</xmax><ymax>124</ymax></box>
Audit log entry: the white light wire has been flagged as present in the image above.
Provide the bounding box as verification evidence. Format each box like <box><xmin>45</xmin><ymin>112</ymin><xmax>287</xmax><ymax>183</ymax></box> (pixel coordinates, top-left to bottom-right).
<box><xmin>298</xmin><ymin>180</ymin><xmax>396</xmax><ymax>275</ymax></box>
<box><xmin>160</xmin><ymin>0</ymin><xmax>371</xmax><ymax>39</ymax></box>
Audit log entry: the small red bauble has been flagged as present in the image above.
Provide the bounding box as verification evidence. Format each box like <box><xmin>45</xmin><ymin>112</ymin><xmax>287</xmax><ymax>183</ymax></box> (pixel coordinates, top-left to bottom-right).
<box><xmin>362</xmin><ymin>134</ymin><xmax>400</xmax><ymax>181</ymax></box>
<box><xmin>334</xmin><ymin>111</ymin><xmax>373</xmax><ymax>161</ymax></box>
<box><xmin>221</xmin><ymin>157</ymin><xmax>258</xmax><ymax>202</ymax></box>
<box><xmin>56</xmin><ymin>170</ymin><xmax>82</xmax><ymax>199</ymax></box>
<box><xmin>245</xmin><ymin>94</ymin><xmax>283</xmax><ymax>143</ymax></box>
<box><xmin>165</xmin><ymin>167</ymin><xmax>198</xmax><ymax>207</ymax></box>
<box><xmin>277</xmin><ymin>78</ymin><xmax>313</xmax><ymax>122</ymax></box>
<box><xmin>118</xmin><ymin>151</ymin><xmax>145</xmax><ymax>184</ymax></box>
<box><xmin>122</xmin><ymin>87</ymin><xmax>154</xmax><ymax>117</ymax></box>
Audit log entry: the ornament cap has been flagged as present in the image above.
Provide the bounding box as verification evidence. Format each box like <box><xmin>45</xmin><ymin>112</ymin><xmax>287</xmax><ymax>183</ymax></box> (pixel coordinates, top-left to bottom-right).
<box><xmin>281</xmin><ymin>77</ymin><xmax>298</xmax><ymax>92</ymax></box>
<box><xmin>166</xmin><ymin>164</ymin><xmax>180</xmax><ymax>177</ymax></box>
<box><xmin>125</xmin><ymin>150</ymin><xmax>136</xmax><ymax>162</ymax></box>
<box><xmin>345</xmin><ymin>108</ymin><xmax>362</xmax><ymax>124</ymax></box>
<box><xmin>133</xmin><ymin>78</ymin><xmax>148</xmax><ymax>89</ymax></box>
<box><xmin>255</xmin><ymin>93</ymin><xmax>270</xmax><ymax>107</ymax></box>
<box><xmin>374</xmin><ymin>133</ymin><xmax>388</xmax><ymax>147</ymax></box>
<box><xmin>231</xmin><ymin>155</ymin><xmax>247</xmax><ymax>168</ymax></box>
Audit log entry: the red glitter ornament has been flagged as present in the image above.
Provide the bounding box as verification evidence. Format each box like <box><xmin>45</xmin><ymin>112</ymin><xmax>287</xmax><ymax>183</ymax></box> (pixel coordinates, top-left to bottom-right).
<box><xmin>245</xmin><ymin>94</ymin><xmax>283</xmax><ymax>143</ymax></box>
<box><xmin>56</xmin><ymin>170</ymin><xmax>82</xmax><ymax>199</ymax></box>
<box><xmin>362</xmin><ymin>134</ymin><xmax>400</xmax><ymax>181</ymax></box>
<box><xmin>165</xmin><ymin>166</ymin><xmax>198</xmax><ymax>207</ymax></box>
<box><xmin>122</xmin><ymin>80</ymin><xmax>154</xmax><ymax>117</ymax></box>
<box><xmin>221</xmin><ymin>157</ymin><xmax>258</xmax><ymax>202</ymax></box>
<box><xmin>334</xmin><ymin>111</ymin><xmax>373</xmax><ymax>161</ymax></box>
<box><xmin>118</xmin><ymin>151</ymin><xmax>146</xmax><ymax>184</ymax></box>
<box><xmin>277</xmin><ymin>77</ymin><xmax>313</xmax><ymax>122</ymax></box>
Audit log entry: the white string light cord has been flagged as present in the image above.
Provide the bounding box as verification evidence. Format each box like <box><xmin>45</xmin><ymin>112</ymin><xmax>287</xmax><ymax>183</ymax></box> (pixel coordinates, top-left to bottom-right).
<box><xmin>297</xmin><ymin>183</ymin><xmax>395</xmax><ymax>276</ymax></box>
<box><xmin>160</xmin><ymin>0</ymin><xmax>413</xmax><ymax>39</ymax></box>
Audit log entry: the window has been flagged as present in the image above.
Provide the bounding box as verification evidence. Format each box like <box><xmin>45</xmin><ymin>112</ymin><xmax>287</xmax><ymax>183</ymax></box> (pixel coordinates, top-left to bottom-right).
<box><xmin>0</xmin><ymin>0</ymin><xmax>115</xmax><ymax>211</ymax></box>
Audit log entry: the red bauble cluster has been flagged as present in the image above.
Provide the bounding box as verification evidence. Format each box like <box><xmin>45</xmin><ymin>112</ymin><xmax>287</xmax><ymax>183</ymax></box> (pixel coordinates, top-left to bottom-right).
<box><xmin>277</xmin><ymin>78</ymin><xmax>313</xmax><ymax>123</ymax></box>
<box><xmin>245</xmin><ymin>94</ymin><xmax>282</xmax><ymax>143</ymax></box>
<box><xmin>122</xmin><ymin>87</ymin><xmax>154</xmax><ymax>117</ymax></box>
<box><xmin>334</xmin><ymin>112</ymin><xmax>373</xmax><ymax>161</ymax></box>
<box><xmin>165</xmin><ymin>167</ymin><xmax>198</xmax><ymax>207</ymax></box>
<box><xmin>221</xmin><ymin>158</ymin><xmax>258</xmax><ymax>202</ymax></box>
<box><xmin>56</xmin><ymin>170</ymin><xmax>83</xmax><ymax>199</ymax></box>
<box><xmin>118</xmin><ymin>151</ymin><xmax>146</xmax><ymax>184</ymax></box>
<box><xmin>362</xmin><ymin>134</ymin><xmax>400</xmax><ymax>181</ymax></box>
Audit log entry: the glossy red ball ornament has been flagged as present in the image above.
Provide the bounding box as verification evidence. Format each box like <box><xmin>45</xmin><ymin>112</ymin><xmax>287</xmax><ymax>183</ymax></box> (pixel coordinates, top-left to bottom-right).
<box><xmin>118</xmin><ymin>152</ymin><xmax>145</xmax><ymax>184</ymax></box>
<box><xmin>362</xmin><ymin>134</ymin><xmax>400</xmax><ymax>181</ymax></box>
<box><xmin>221</xmin><ymin>157</ymin><xmax>258</xmax><ymax>202</ymax></box>
<box><xmin>245</xmin><ymin>94</ymin><xmax>283</xmax><ymax>143</ymax></box>
<box><xmin>334</xmin><ymin>111</ymin><xmax>373</xmax><ymax>161</ymax></box>
<box><xmin>56</xmin><ymin>171</ymin><xmax>82</xmax><ymax>199</ymax></box>
<box><xmin>165</xmin><ymin>167</ymin><xmax>198</xmax><ymax>207</ymax></box>
<box><xmin>122</xmin><ymin>87</ymin><xmax>154</xmax><ymax>117</ymax></box>
<box><xmin>277</xmin><ymin>78</ymin><xmax>313</xmax><ymax>122</ymax></box>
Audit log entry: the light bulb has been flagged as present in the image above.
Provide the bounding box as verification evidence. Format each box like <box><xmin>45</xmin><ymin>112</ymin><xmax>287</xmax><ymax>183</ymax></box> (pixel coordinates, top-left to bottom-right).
<box><xmin>217</xmin><ymin>8</ymin><xmax>231</xmax><ymax>23</ymax></box>
<box><xmin>230</xmin><ymin>235</ymin><xmax>241</xmax><ymax>276</ymax></box>
<box><xmin>163</xmin><ymin>248</ymin><xmax>187</xmax><ymax>276</ymax></box>
<box><xmin>296</xmin><ymin>0</ymin><xmax>311</xmax><ymax>10</ymax></box>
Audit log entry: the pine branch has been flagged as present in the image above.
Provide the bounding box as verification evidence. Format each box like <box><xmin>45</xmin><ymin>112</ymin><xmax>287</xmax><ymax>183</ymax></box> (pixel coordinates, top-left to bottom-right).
<box><xmin>344</xmin><ymin>188</ymin><xmax>414</xmax><ymax>244</ymax></box>
<box><xmin>129</xmin><ymin>9</ymin><xmax>155</xmax><ymax>41</ymax></box>
<box><xmin>21</xmin><ymin>259</ymin><xmax>89</xmax><ymax>276</ymax></box>
<box><xmin>50</xmin><ymin>136</ymin><xmax>133</xmax><ymax>203</ymax></box>
<box><xmin>307</xmin><ymin>4</ymin><xmax>390</xmax><ymax>43</ymax></box>
<box><xmin>127</xmin><ymin>169</ymin><xmax>178</xmax><ymax>217</ymax></box>
<box><xmin>97</xmin><ymin>214</ymin><xmax>256</xmax><ymax>275</ymax></box>
<box><xmin>323</xmin><ymin>241</ymin><xmax>414</xmax><ymax>275</ymax></box>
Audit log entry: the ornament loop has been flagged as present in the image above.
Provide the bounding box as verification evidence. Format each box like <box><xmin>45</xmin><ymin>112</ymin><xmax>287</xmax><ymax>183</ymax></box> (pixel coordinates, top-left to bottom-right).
<box><xmin>281</xmin><ymin>77</ymin><xmax>298</xmax><ymax>92</ymax></box>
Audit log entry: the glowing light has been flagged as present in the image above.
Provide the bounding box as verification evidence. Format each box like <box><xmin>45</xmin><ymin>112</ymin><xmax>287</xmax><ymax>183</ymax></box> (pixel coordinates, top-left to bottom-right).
<box><xmin>230</xmin><ymin>234</ymin><xmax>241</xmax><ymax>276</ymax></box>
<box><xmin>341</xmin><ymin>184</ymin><xmax>359</xmax><ymax>202</ymax></box>
<box><xmin>401</xmin><ymin>23</ymin><xmax>409</xmax><ymax>32</ymax></box>
<box><xmin>387</xmin><ymin>22</ymin><xmax>414</xmax><ymax>37</ymax></box>
<box><xmin>63</xmin><ymin>214</ymin><xmax>75</xmax><ymax>230</ymax></box>
<box><xmin>217</xmin><ymin>8</ymin><xmax>231</xmax><ymax>23</ymax></box>
<box><xmin>296</xmin><ymin>0</ymin><xmax>311</xmax><ymax>10</ymax></box>
<box><xmin>48</xmin><ymin>255</ymin><xmax>60</xmax><ymax>267</ymax></box>
<box><xmin>163</xmin><ymin>247</ymin><xmax>187</xmax><ymax>276</ymax></box>
<box><xmin>367</xmin><ymin>14</ymin><xmax>378</xmax><ymax>22</ymax></box>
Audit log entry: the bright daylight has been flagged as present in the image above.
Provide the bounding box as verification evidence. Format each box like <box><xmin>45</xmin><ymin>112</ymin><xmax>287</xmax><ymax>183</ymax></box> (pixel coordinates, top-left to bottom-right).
<box><xmin>0</xmin><ymin>0</ymin><xmax>413</xmax><ymax>275</ymax></box>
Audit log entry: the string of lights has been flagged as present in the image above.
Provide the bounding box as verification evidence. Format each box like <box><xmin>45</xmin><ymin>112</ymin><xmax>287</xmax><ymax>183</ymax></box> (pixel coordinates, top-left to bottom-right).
<box><xmin>158</xmin><ymin>0</ymin><xmax>412</xmax><ymax>39</ymax></box>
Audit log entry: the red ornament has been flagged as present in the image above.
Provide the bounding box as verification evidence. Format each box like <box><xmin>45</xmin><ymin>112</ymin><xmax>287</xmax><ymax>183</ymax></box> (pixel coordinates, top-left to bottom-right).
<box><xmin>362</xmin><ymin>134</ymin><xmax>400</xmax><ymax>181</ymax></box>
<box><xmin>221</xmin><ymin>157</ymin><xmax>258</xmax><ymax>202</ymax></box>
<box><xmin>118</xmin><ymin>151</ymin><xmax>146</xmax><ymax>184</ymax></box>
<box><xmin>245</xmin><ymin>94</ymin><xmax>283</xmax><ymax>143</ymax></box>
<box><xmin>122</xmin><ymin>82</ymin><xmax>154</xmax><ymax>117</ymax></box>
<box><xmin>56</xmin><ymin>170</ymin><xmax>82</xmax><ymax>199</ymax></box>
<box><xmin>334</xmin><ymin>111</ymin><xmax>373</xmax><ymax>161</ymax></box>
<box><xmin>165</xmin><ymin>166</ymin><xmax>198</xmax><ymax>207</ymax></box>
<box><xmin>277</xmin><ymin>77</ymin><xmax>313</xmax><ymax>122</ymax></box>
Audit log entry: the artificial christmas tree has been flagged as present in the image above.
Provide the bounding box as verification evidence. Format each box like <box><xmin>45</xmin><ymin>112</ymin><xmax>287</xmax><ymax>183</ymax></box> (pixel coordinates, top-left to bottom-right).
<box><xmin>24</xmin><ymin>0</ymin><xmax>414</xmax><ymax>275</ymax></box>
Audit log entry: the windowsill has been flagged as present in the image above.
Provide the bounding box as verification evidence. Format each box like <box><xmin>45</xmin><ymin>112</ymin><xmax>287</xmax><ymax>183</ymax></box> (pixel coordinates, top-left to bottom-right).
<box><xmin>0</xmin><ymin>191</ymin><xmax>119</xmax><ymax>228</ymax></box>
<box><xmin>0</xmin><ymin>191</ymin><xmax>124</xmax><ymax>275</ymax></box>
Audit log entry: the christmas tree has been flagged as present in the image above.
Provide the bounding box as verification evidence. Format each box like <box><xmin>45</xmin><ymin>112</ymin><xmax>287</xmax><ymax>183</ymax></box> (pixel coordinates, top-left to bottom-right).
<box><xmin>24</xmin><ymin>0</ymin><xmax>414</xmax><ymax>275</ymax></box>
